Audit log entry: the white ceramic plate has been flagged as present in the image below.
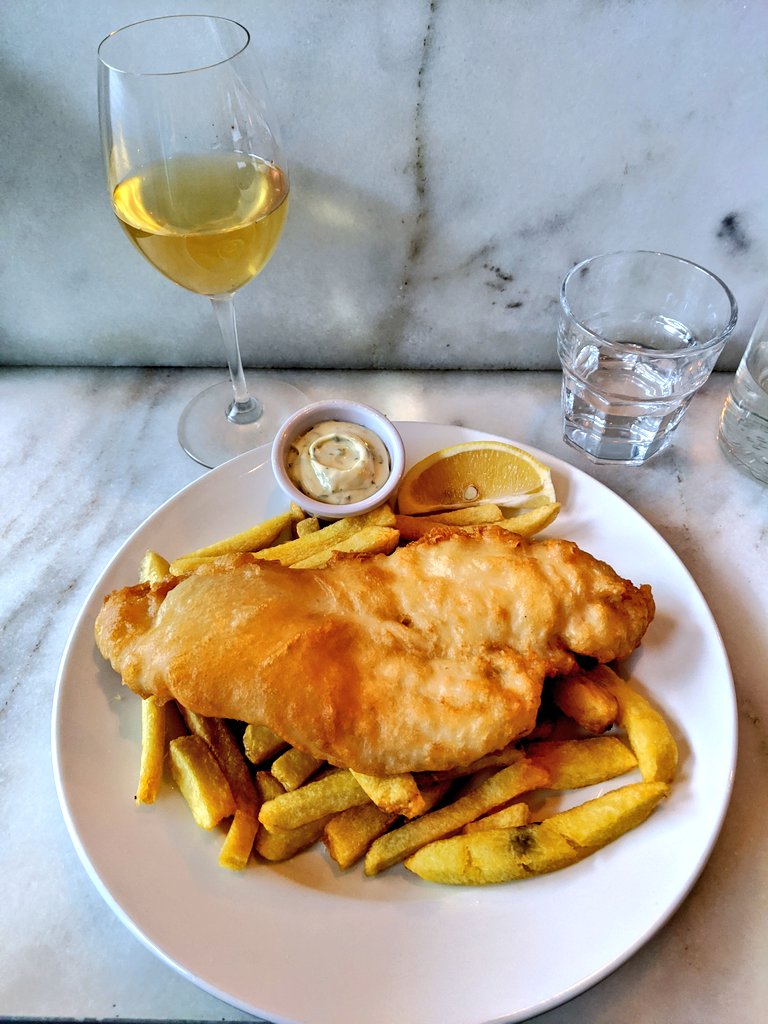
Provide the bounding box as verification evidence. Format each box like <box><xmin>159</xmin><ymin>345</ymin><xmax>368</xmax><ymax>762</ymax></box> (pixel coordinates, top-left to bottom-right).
<box><xmin>52</xmin><ymin>422</ymin><xmax>736</xmax><ymax>1024</ymax></box>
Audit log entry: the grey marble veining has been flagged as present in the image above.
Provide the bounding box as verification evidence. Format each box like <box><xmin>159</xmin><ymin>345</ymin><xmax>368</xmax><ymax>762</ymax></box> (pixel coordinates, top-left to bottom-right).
<box><xmin>2</xmin><ymin>1</ymin><xmax>768</xmax><ymax>370</ymax></box>
<box><xmin>1</xmin><ymin>365</ymin><xmax>766</xmax><ymax>1023</ymax></box>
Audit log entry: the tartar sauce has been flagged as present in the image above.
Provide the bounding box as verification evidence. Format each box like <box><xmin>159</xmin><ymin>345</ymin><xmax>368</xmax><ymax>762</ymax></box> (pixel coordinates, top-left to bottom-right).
<box><xmin>286</xmin><ymin>419</ymin><xmax>391</xmax><ymax>505</ymax></box>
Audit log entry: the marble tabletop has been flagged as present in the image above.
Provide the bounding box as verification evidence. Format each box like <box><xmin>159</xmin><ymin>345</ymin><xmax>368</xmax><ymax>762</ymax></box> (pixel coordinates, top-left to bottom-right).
<box><xmin>1</xmin><ymin>366</ymin><xmax>766</xmax><ymax>1024</ymax></box>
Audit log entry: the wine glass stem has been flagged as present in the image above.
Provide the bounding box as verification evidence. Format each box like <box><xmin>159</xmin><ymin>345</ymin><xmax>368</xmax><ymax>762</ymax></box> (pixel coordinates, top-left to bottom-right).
<box><xmin>210</xmin><ymin>293</ymin><xmax>263</xmax><ymax>425</ymax></box>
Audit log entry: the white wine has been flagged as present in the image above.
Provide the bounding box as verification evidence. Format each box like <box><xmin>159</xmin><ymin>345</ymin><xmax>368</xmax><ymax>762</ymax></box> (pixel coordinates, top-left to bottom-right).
<box><xmin>113</xmin><ymin>152</ymin><xmax>289</xmax><ymax>295</ymax></box>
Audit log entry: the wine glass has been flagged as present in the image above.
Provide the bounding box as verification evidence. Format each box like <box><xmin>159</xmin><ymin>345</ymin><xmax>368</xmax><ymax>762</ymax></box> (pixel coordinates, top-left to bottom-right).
<box><xmin>97</xmin><ymin>15</ymin><xmax>307</xmax><ymax>467</ymax></box>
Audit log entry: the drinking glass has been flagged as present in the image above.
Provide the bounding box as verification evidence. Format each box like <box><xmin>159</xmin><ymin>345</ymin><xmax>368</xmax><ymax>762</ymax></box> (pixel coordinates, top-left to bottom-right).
<box><xmin>718</xmin><ymin>296</ymin><xmax>768</xmax><ymax>484</ymax></box>
<box><xmin>98</xmin><ymin>15</ymin><xmax>307</xmax><ymax>468</ymax></box>
<box><xmin>557</xmin><ymin>251</ymin><xmax>738</xmax><ymax>465</ymax></box>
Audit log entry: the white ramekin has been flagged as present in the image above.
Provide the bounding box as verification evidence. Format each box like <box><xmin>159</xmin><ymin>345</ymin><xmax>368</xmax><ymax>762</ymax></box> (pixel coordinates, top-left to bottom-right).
<box><xmin>270</xmin><ymin>399</ymin><xmax>406</xmax><ymax>519</ymax></box>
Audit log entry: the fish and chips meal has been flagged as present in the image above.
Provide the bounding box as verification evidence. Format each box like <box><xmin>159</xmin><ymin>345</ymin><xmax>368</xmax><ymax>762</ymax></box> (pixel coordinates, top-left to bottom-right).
<box><xmin>94</xmin><ymin>440</ymin><xmax>678</xmax><ymax>884</ymax></box>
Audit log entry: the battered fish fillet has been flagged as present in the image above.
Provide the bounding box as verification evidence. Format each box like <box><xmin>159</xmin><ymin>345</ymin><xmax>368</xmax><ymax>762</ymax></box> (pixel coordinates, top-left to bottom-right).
<box><xmin>94</xmin><ymin>526</ymin><xmax>654</xmax><ymax>776</ymax></box>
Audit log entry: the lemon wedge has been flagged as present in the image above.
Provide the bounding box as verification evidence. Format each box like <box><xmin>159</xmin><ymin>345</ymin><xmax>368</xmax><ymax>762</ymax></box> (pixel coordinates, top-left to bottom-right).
<box><xmin>396</xmin><ymin>441</ymin><xmax>556</xmax><ymax>515</ymax></box>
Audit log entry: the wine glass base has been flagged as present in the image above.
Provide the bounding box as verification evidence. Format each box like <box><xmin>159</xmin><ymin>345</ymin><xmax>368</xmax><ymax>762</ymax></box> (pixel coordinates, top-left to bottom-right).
<box><xmin>178</xmin><ymin>379</ymin><xmax>308</xmax><ymax>468</ymax></box>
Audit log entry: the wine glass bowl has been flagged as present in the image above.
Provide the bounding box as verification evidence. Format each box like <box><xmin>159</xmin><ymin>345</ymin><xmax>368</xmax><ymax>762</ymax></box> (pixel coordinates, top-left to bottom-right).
<box><xmin>98</xmin><ymin>15</ymin><xmax>307</xmax><ymax>467</ymax></box>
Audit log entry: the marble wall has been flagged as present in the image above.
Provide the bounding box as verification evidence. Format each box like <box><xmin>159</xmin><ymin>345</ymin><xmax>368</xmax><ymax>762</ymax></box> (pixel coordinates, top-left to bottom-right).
<box><xmin>2</xmin><ymin>0</ymin><xmax>767</xmax><ymax>370</ymax></box>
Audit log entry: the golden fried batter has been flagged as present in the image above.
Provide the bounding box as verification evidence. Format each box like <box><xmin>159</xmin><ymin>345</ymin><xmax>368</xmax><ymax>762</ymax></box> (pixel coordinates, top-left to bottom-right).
<box><xmin>94</xmin><ymin>527</ymin><xmax>654</xmax><ymax>775</ymax></box>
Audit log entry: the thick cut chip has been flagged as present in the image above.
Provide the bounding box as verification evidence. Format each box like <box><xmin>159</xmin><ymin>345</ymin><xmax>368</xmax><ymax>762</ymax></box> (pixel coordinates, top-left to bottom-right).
<box><xmin>394</xmin><ymin>504</ymin><xmax>559</xmax><ymax>542</ymax></box>
<box><xmin>462</xmin><ymin>802</ymin><xmax>530</xmax><ymax>834</ymax></box>
<box><xmin>251</xmin><ymin>771</ymin><xmax>326</xmax><ymax>861</ymax></box>
<box><xmin>256</xmin><ymin>814</ymin><xmax>331</xmax><ymax>861</ymax></box>
<box><xmin>242</xmin><ymin>724</ymin><xmax>289</xmax><ymax>765</ymax></box>
<box><xmin>169</xmin><ymin>734</ymin><xmax>236</xmax><ymax>830</ymax></box>
<box><xmin>249</xmin><ymin>506</ymin><xmax>396</xmax><ymax>567</ymax></box>
<box><xmin>421</xmin><ymin>744</ymin><xmax>524</xmax><ymax>784</ymax></box>
<box><xmin>258</xmin><ymin>769</ymin><xmax>370</xmax><ymax>832</ymax></box>
<box><xmin>177</xmin><ymin>708</ymin><xmax>259</xmax><ymax>867</ymax></box>
<box><xmin>395</xmin><ymin>507</ymin><xmax>502</xmax><ymax>541</ymax></box>
<box><xmin>254</xmin><ymin>770</ymin><xmax>284</xmax><ymax>805</ymax></box>
<box><xmin>271</xmin><ymin>747</ymin><xmax>324</xmax><ymax>791</ymax></box>
<box><xmin>323</xmin><ymin>803</ymin><xmax>400</xmax><ymax>870</ymax></box>
<box><xmin>295</xmin><ymin>516</ymin><xmax>320</xmax><ymax>538</ymax></box>
<box><xmin>589</xmin><ymin>666</ymin><xmax>679</xmax><ymax>783</ymax></box>
<box><xmin>350</xmin><ymin>771</ymin><xmax>426</xmax><ymax>817</ymax></box>
<box><xmin>291</xmin><ymin>526</ymin><xmax>400</xmax><ymax>569</ymax></box>
<box><xmin>219</xmin><ymin>809</ymin><xmax>259</xmax><ymax>871</ymax></box>
<box><xmin>493</xmin><ymin>503</ymin><xmax>561</xmax><ymax>538</ymax></box>
<box><xmin>425</xmin><ymin>505</ymin><xmax>504</xmax><ymax>526</ymax></box>
<box><xmin>364</xmin><ymin>759</ymin><xmax>549</xmax><ymax>875</ymax></box>
<box><xmin>451</xmin><ymin>766</ymin><xmax>503</xmax><ymax>797</ymax></box>
<box><xmin>178</xmin><ymin>707</ymin><xmax>258</xmax><ymax>816</ymax></box>
<box><xmin>405</xmin><ymin>781</ymin><xmax>670</xmax><ymax>884</ymax></box>
<box><xmin>526</xmin><ymin>736</ymin><xmax>637</xmax><ymax>789</ymax></box>
<box><xmin>168</xmin><ymin>509</ymin><xmax>301</xmax><ymax>575</ymax></box>
<box><xmin>138</xmin><ymin>550</ymin><xmax>171</xmax><ymax>585</ymax></box>
<box><xmin>136</xmin><ymin>696</ymin><xmax>166</xmax><ymax>804</ymax></box>
<box><xmin>551</xmin><ymin>673</ymin><xmax>619</xmax><ymax>734</ymax></box>
<box><xmin>552</xmin><ymin>781</ymin><xmax>670</xmax><ymax>846</ymax></box>
<box><xmin>392</xmin><ymin>506</ymin><xmax>562</xmax><ymax>545</ymax></box>
<box><xmin>323</xmin><ymin>780</ymin><xmax>452</xmax><ymax>870</ymax></box>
